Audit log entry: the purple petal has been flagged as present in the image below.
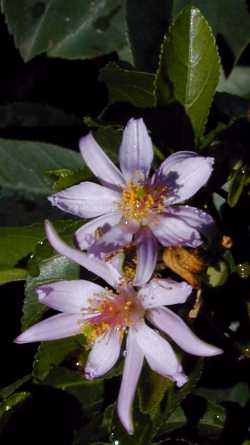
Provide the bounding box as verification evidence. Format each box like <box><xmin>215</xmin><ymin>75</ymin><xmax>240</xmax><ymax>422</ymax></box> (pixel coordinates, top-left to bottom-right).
<box><xmin>148</xmin><ymin>307</ymin><xmax>223</xmax><ymax>356</ymax></box>
<box><xmin>133</xmin><ymin>322</ymin><xmax>187</xmax><ymax>387</ymax></box>
<box><xmin>117</xmin><ymin>329</ymin><xmax>144</xmax><ymax>435</ymax></box>
<box><xmin>88</xmin><ymin>222</ymin><xmax>138</xmax><ymax>258</ymax></box>
<box><xmin>134</xmin><ymin>228</ymin><xmax>158</xmax><ymax>286</ymax></box>
<box><xmin>48</xmin><ymin>182</ymin><xmax>120</xmax><ymax>218</ymax></box>
<box><xmin>37</xmin><ymin>280</ymin><xmax>105</xmax><ymax>313</ymax></box>
<box><xmin>119</xmin><ymin>118</ymin><xmax>153</xmax><ymax>182</ymax></box>
<box><xmin>166</xmin><ymin>205</ymin><xmax>214</xmax><ymax>236</ymax></box>
<box><xmin>158</xmin><ymin>152</ymin><xmax>214</xmax><ymax>203</ymax></box>
<box><xmin>150</xmin><ymin>215</ymin><xmax>202</xmax><ymax>247</ymax></box>
<box><xmin>45</xmin><ymin>221</ymin><xmax>121</xmax><ymax>288</ymax></box>
<box><xmin>85</xmin><ymin>330</ymin><xmax>121</xmax><ymax>379</ymax></box>
<box><xmin>75</xmin><ymin>212</ymin><xmax>121</xmax><ymax>250</ymax></box>
<box><xmin>79</xmin><ymin>133</ymin><xmax>125</xmax><ymax>188</ymax></box>
<box><xmin>14</xmin><ymin>313</ymin><xmax>81</xmax><ymax>343</ymax></box>
<box><xmin>138</xmin><ymin>278</ymin><xmax>192</xmax><ymax>309</ymax></box>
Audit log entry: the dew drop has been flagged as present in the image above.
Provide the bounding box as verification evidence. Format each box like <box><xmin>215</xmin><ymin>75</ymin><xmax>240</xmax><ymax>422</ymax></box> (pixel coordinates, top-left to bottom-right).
<box><xmin>123</xmin><ymin>350</ymin><xmax>127</xmax><ymax>357</ymax></box>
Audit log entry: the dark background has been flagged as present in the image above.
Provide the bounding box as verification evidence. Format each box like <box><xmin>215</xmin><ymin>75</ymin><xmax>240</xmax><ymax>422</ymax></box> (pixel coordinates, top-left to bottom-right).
<box><xmin>0</xmin><ymin>11</ymin><xmax>250</xmax><ymax>445</ymax></box>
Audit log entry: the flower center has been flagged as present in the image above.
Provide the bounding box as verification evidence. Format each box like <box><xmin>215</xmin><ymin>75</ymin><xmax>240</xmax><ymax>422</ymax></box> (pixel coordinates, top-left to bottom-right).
<box><xmin>81</xmin><ymin>287</ymin><xmax>144</xmax><ymax>344</ymax></box>
<box><xmin>119</xmin><ymin>181</ymin><xmax>166</xmax><ymax>223</ymax></box>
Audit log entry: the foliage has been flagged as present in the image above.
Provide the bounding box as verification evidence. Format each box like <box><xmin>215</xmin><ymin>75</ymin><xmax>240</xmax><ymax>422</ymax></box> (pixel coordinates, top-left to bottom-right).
<box><xmin>1</xmin><ymin>1</ymin><xmax>250</xmax><ymax>444</ymax></box>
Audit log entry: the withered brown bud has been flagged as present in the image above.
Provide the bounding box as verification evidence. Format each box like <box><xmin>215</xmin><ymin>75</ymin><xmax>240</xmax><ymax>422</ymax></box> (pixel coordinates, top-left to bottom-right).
<box><xmin>162</xmin><ymin>246</ymin><xmax>206</xmax><ymax>288</ymax></box>
<box><xmin>221</xmin><ymin>235</ymin><xmax>233</xmax><ymax>249</ymax></box>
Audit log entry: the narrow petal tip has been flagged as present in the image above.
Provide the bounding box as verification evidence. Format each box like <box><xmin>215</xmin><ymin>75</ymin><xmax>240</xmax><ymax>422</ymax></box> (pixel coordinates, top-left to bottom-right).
<box><xmin>175</xmin><ymin>372</ymin><xmax>188</xmax><ymax>387</ymax></box>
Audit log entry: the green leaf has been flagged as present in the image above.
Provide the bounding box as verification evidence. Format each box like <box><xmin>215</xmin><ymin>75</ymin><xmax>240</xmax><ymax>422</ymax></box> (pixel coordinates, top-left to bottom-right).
<box><xmin>0</xmin><ymin>102</ymin><xmax>82</xmax><ymax>128</ymax></box>
<box><xmin>227</xmin><ymin>166</ymin><xmax>250</xmax><ymax>207</ymax></box>
<box><xmin>0</xmin><ymin>375</ymin><xmax>31</xmax><ymax>400</ymax></box>
<box><xmin>198</xmin><ymin>400</ymin><xmax>225</xmax><ymax>430</ymax></box>
<box><xmin>206</xmin><ymin>260</ymin><xmax>229</xmax><ymax>287</ymax></box>
<box><xmin>161</xmin><ymin>405</ymin><xmax>186</xmax><ymax>433</ymax></box>
<box><xmin>2</xmin><ymin>0</ymin><xmax>131</xmax><ymax>63</ymax></box>
<box><xmin>155</xmin><ymin>6</ymin><xmax>220</xmax><ymax>142</ymax></box>
<box><xmin>0</xmin><ymin>268</ymin><xmax>28</xmax><ymax>285</ymax></box>
<box><xmin>44</xmin><ymin>367</ymin><xmax>104</xmax><ymax>413</ymax></box>
<box><xmin>45</xmin><ymin>167</ymin><xmax>92</xmax><ymax>192</ymax></box>
<box><xmin>0</xmin><ymin>224</ymin><xmax>45</xmax><ymax>268</ymax></box>
<box><xmin>33</xmin><ymin>335</ymin><xmax>85</xmax><ymax>382</ymax></box>
<box><xmin>94</xmin><ymin>127</ymin><xmax>122</xmax><ymax>163</ymax></box>
<box><xmin>99</xmin><ymin>62</ymin><xmax>155</xmax><ymax>108</ymax></box>
<box><xmin>0</xmin><ymin>139</ymin><xmax>83</xmax><ymax>198</ymax></box>
<box><xmin>139</xmin><ymin>366</ymin><xmax>172</xmax><ymax>417</ymax></box>
<box><xmin>22</xmin><ymin>252</ymin><xmax>80</xmax><ymax>330</ymax></box>
<box><xmin>126</xmin><ymin>0</ymin><xmax>172</xmax><ymax>72</ymax></box>
<box><xmin>0</xmin><ymin>220</ymin><xmax>81</xmax><ymax>270</ymax></box>
<box><xmin>217</xmin><ymin>67</ymin><xmax>250</xmax><ymax>99</ymax></box>
<box><xmin>0</xmin><ymin>391</ymin><xmax>31</xmax><ymax>417</ymax></box>
<box><xmin>27</xmin><ymin>220</ymin><xmax>82</xmax><ymax>276</ymax></box>
<box><xmin>196</xmin><ymin>382</ymin><xmax>250</xmax><ymax>408</ymax></box>
<box><xmin>172</xmin><ymin>0</ymin><xmax>250</xmax><ymax>63</ymax></box>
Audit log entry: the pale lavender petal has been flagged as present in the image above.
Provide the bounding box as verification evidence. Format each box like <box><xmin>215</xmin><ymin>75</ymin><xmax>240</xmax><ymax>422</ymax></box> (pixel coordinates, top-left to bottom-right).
<box><xmin>85</xmin><ymin>330</ymin><xmax>121</xmax><ymax>379</ymax></box>
<box><xmin>75</xmin><ymin>212</ymin><xmax>121</xmax><ymax>250</ymax></box>
<box><xmin>89</xmin><ymin>222</ymin><xmax>138</xmax><ymax>258</ymax></box>
<box><xmin>138</xmin><ymin>278</ymin><xmax>192</xmax><ymax>309</ymax></box>
<box><xmin>134</xmin><ymin>228</ymin><xmax>158</xmax><ymax>287</ymax></box>
<box><xmin>117</xmin><ymin>329</ymin><xmax>144</xmax><ymax>435</ymax></box>
<box><xmin>158</xmin><ymin>152</ymin><xmax>214</xmax><ymax>203</ymax></box>
<box><xmin>158</xmin><ymin>151</ymin><xmax>197</xmax><ymax>173</ymax></box>
<box><xmin>133</xmin><ymin>322</ymin><xmax>187</xmax><ymax>387</ymax></box>
<box><xmin>150</xmin><ymin>215</ymin><xmax>202</xmax><ymax>247</ymax></box>
<box><xmin>14</xmin><ymin>313</ymin><xmax>81</xmax><ymax>343</ymax></box>
<box><xmin>37</xmin><ymin>280</ymin><xmax>105</xmax><ymax>313</ymax></box>
<box><xmin>148</xmin><ymin>307</ymin><xmax>223</xmax><ymax>356</ymax></box>
<box><xmin>45</xmin><ymin>221</ymin><xmax>121</xmax><ymax>288</ymax></box>
<box><xmin>166</xmin><ymin>205</ymin><xmax>214</xmax><ymax>236</ymax></box>
<box><xmin>48</xmin><ymin>182</ymin><xmax>120</xmax><ymax>218</ymax></box>
<box><xmin>119</xmin><ymin>118</ymin><xmax>153</xmax><ymax>182</ymax></box>
<box><xmin>79</xmin><ymin>133</ymin><xmax>125</xmax><ymax>187</ymax></box>
<box><xmin>107</xmin><ymin>252</ymin><xmax>125</xmax><ymax>274</ymax></box>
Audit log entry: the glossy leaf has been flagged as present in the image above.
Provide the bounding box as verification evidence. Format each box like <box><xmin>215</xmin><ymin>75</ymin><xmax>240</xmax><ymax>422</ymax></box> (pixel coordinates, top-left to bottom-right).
<box><xmin>2</xmin><ymin>0</ymin><xmax>130</xmax><ymax>62</ymax></box>
<box><xmin>172</xmin><ymin>0</ymin><xmax>250</xmax><ymax>62</ymax></box>
<box><xmin>45</xmin><ymin>167</ymin><xmax>92</xmax><ymax>192</ymax></box>
<box><xmin>139</xmin><ymin>366</ymin><xmax>172</xmax><ymax>417</ymax></box>
<box><xmin>22</xmin><ymin>254</ymin><xmax>79</xmax><ymax>330</ymax></box>
<box><xmin>218</xmin><ymin>67</ymin><xmax>250</xmax><ymax>99</ymax></box>
<box><xmin>155</xmin><ymin>6</ymin><xmax>220</xmax><ymax>142</ymax></box>
<box><xmin>227</xmin><ymin>166</ymin><xmax>250</xmax><ymax>207</ymax></box>
<box><xmin>0</xmin><ymin>220</ymin><xmax>80</xmax><ymax>270</ymax></box>
<box><xmin>0</xmin><ymin>102</ymin><xmax>82</xmax><ymax>128</ymax></box>
<box><xmin>33</xmin><ymin>335</ymin><xmax>85</xmax><ymax>382</ymax></box>
<box><xmin>44</xmin><ymin>367</ymin><xmax>104</xmax><ymax>413</ymax></box>
<box><xmin>0</xmin><ymin>375</ymin><xmax>31</xmax><ymax>400</ymax></box>
<box><xmin>99</xmin><ymin>62</ymin><xmax>155</xmax><ymax>108</ymax></box>
<box><xmin>207</xmin><ymin>261</ymin><xmax>229</xmax><ymax>287</ymax></box>
<box><xmin>0</xmin><ymin>224</ymin><xmax>45</xmax><ymax>268</ymax></box>
<box><xmin>0</xmin><ymin>139</ymin><xmax>83</xmax><ymax>198</ymax></box>
<box><xmin>126</xmin><ymin>0</ymin><xmax>173</xmax><ymax>72</ymax></box>
<box><xmin>0</xmin><ymin>391</ymin><xmax>31</xmax><ymax>417</ymax></box>
<box><xmin>94</xmin><ymin>127</ymin><xmax>122</xmax><ymax>163</ymax></box>
<box><xmin>0</xmin><ymin>268</ymin><xmax>28</xmax><ymax>285</ymax></box>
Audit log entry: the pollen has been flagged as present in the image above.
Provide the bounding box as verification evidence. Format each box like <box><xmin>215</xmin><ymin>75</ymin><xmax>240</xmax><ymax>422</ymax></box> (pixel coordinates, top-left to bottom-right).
<box><xmin>81</xmin><ymin>288</ymin><xmax>144</xmax><ymax>345</ymax></box>
<box><xmin>118</xmin><ymin>181</ymin><xmax>166</xmax><ymax>223</ymax></box>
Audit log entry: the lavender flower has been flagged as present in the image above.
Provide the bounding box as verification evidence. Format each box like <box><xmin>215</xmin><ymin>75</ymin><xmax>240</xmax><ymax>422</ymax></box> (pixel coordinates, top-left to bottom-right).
<box><xmin>49</xmin><ymin>118</ymin><xmax>214</xmax><ymax>286</ymax></box>
<box><xmin>15</xmin><ymin>222</ymin><xmax>222</xmax><ymax>434</ymax></box>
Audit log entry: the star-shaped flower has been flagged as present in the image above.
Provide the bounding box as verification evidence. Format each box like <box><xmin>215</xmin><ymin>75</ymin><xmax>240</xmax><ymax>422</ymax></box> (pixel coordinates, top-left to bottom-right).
<box><xmin>49</xmin><ymin>118</ymin><xmax>214</xmax><ymax>286</ymax></box>
<box><xmin>15</xmin><ymin>222</ymin><xmax>222</xmax><ymax>434</ymax></box>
